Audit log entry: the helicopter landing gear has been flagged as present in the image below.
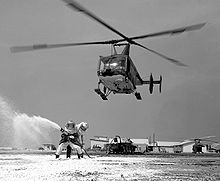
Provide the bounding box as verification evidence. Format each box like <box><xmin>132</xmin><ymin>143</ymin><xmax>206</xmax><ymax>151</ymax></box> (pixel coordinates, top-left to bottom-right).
<box><xmin>94</xmin><ymin>82</ymin><xmax>112</xmax><ymax>100</ymax></box>
<box><xmin>134</xmin><ymin>92</ymin><xmax>142</xmax><ymax>100</ymax></box>
<box><xmin>94</xmin><ymin>88</ymin><xmax>108</xmax><ymax>100</ymax></box>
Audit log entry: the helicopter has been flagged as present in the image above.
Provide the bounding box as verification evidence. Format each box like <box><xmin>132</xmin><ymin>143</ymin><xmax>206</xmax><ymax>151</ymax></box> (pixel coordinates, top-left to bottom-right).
<box><xmin>182</xmin><ymin>136</ymin><xmax>218</xmax><ymax>153</ymax></box>
<box><xmin>11</xmin><ymin>0</ymin><xmax>206</xmax><ymax>100</ymax></box>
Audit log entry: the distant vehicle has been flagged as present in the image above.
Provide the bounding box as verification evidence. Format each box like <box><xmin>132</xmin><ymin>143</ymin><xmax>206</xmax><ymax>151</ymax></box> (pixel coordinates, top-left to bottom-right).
<box><xmin>11</xmin><ymin>0</ymin><xmax>205</xmax><ymax>100</ymax></box>
<box><xmin>208</xmin><ymin>143</ymin><xmax>220</xmax><ymax>153</ymax></box>
<box><xmin>38</xmin><ymin>144</ymin><xmax>56</xmax><ymax>151</ymax></box>
<box><xmin>92</xmin><ymin>144</ymin><xmax>102</xmax><ymax>151</ymax></box>
<box><xmin>106</xmin><ymin>135</ymin><xmax>137</xmax><ymax>154</ymax></box>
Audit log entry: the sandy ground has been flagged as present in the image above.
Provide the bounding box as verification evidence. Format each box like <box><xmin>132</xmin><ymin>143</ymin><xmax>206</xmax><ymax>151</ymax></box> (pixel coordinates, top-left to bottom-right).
<box><xmin>0</xmin><ymin>153</ymin><xmax>220</xmax><ymax>181</ymax></box>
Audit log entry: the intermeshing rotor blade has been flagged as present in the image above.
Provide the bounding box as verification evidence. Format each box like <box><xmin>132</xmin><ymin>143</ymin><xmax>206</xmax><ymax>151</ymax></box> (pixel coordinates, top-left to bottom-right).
<box><xmin>11</xmin><ymin>40</ymin><xmax>187</xmax><ymax>66</ymax></box>
<box><xmin>62</xmin><ymin>0</ymin><xmax>205</xmax><ymax>42</ymax></box>
<box><xmin>133</xmin><ymin>42</ymin><xmax>187</xmax><ymax>66</ymax></box>
<box><xmin>129</xmin><ymin>23</ymin><xmax>206</xmax><ymax>40</ymax></box>
<box><xmin>198</xmin><ymin>136</ymin><xmax>216</xmax><ymax>140</ymax></box>
<box><xmin>187</xmin><ymin>136</ymin><xmax>216</xmax><ymax>141</ymax></box>
<box><xmin>10</xmin><ymin>40</ymin><xmax>116</xmax><ymax>53</ymax></box>
<box><xmin>11</xmin><ymin>0</ymin><xmax>205</xmax><ymax>67</ymax></box>
<box><xmin>199</xmin><ymin>139</ymin><xmax>218</xmax><ymax>143</ymax></box>
<box><xmin>62</xmin><ymin>0</ymin><xmax>133</xmax><ymax>43</ymax></box>
<box><xmin>94</xmin><ymin>23</ymin><xmax>206</xmax><ymax>44</ymax></box>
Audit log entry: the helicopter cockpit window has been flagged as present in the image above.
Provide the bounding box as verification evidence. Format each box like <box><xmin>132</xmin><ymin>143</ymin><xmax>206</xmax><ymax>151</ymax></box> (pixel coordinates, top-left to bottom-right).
<box><xmin>100</xmin><ymin>56</ymin><xmax>126</xmax><ymax>76</ymax></box>
<box><xmin>107</xmin><ymin>57</ymin><xmax>125</xmax><ymax>69</ymax></box>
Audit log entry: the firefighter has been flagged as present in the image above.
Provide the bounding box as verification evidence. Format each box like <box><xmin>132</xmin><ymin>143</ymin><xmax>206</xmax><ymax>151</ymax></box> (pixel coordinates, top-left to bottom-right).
<box><xmin>55</xmin><ymin>121</ymin><xmax>88</xmax><ymax>159</ymax></box>
<box><xmin>66</xmin><ymin>121</ymin><xmax>89</xmax><ymax>158</ymax></box>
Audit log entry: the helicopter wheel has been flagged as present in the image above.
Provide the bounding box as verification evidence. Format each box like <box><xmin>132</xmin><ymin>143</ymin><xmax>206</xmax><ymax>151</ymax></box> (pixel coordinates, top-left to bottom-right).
<box><xmin>134</xmin><ymin>92</ymin><xmax>142</xmax><ymax>100</ymax></box>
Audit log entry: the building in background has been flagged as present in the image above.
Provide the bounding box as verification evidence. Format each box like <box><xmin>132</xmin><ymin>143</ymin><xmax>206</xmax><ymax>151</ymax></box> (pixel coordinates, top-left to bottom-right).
<box><xmin>148</xmin><ymin>141</ymin><xmax>182</xmax><ymax>153</ymax></box>
<box><xmin>38</xmin><ymin>144</ymin><xmax>56</xmax><ymax>151</ymax></box>
<box><xmin>0</xmin><ymin>147</ymin><xmax>14</xmax><ymax>150</ymax></box>
<box><xmin>90</xmin><ymin>135</ymin><xmax>219</xmax><ymax>153</ymax></box>
<box><xmin>128</xmin><ymin>138</ymin><xmax>148</xmax><ymax>152</ymax></box>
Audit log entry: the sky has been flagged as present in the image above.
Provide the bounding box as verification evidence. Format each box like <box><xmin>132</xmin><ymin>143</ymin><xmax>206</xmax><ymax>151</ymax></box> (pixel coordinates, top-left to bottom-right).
<box><xmin>1</xmin><ymin>0</ymin><xmax>220</xmax><ymax>148</ymax></box>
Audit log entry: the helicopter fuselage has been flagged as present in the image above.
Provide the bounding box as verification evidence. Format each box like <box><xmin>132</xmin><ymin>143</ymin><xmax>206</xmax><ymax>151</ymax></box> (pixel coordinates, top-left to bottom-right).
<box><xmin>99</xmin><ymin>74</ymin><xmax>134</xmax><ymax>94</ymax></box>
<box><xmin>97</xmin><ymin>54</ymin><xmax>139</xmax><ymax>94</ymax></box>
<box><xmin>94</xmin><ymin>45</ymin><xmax>162</xmax><ymax>100</ymax></box>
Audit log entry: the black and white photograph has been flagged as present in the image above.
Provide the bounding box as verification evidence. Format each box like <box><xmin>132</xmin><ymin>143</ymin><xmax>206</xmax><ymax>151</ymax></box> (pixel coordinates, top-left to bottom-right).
<box><xmin>0</xmin><ymin>0</ymin><xmax>220</xmax><ymax>180</ymax></box>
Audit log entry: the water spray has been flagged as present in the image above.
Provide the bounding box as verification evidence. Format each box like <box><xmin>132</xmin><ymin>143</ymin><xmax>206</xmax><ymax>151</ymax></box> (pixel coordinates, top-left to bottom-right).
<box><xmin>0</xmin><ymin>95</ymin><xmax>62</xmax><ymax>148</ymax></box>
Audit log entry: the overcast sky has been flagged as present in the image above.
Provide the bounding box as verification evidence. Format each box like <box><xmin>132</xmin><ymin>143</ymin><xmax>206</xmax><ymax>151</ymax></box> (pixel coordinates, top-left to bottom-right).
<box><xmin>1</xmin><ymin>0</ymin><xmax>220</xmax><ymax>147</ymax></box>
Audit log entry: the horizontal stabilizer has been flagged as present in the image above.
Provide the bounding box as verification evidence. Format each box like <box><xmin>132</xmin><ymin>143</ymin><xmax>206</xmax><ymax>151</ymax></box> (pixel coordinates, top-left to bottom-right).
<box><xmin>143</xmin><ymin>74</ymin><xmax>162</xmax><ymax>94</ymax></box>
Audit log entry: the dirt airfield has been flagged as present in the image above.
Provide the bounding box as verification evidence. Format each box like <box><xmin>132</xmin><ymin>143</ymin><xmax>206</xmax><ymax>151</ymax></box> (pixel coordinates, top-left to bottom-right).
<box><xmin>0</xmin><ymin>152</ymin><xmax>220</xmax><ymax>181</ymax></box>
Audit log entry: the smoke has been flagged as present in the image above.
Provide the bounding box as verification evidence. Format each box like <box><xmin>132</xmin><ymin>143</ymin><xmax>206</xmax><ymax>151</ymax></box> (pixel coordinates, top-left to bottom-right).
<box><xmin>0</xmin><ymin>96</ymin><xmax>61</xmax><ymax>148</ymax></box>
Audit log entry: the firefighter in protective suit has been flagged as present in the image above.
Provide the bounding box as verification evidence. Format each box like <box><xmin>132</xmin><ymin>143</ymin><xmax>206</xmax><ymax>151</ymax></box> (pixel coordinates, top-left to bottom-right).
<box><xmin>55</xmin><ymin>121</ymin><xmax>88</xmax><ymax>159</ymax></box>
